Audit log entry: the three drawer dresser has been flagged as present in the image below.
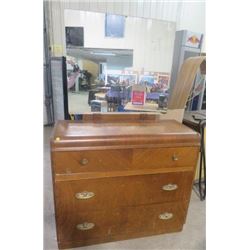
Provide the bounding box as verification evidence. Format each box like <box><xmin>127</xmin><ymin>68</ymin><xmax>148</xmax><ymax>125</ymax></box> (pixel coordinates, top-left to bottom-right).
<box><xmin>50</xmin><ymin>113</ymin><xmax>200</xmax><ymax>249</ymax></box>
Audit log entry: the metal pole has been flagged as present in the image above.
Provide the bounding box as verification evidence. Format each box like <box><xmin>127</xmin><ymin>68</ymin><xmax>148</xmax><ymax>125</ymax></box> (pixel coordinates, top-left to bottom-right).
<box><xmin>43</xmin><ymin>1</ymin><xmax>54</xmax><ymax>125</ymax></box>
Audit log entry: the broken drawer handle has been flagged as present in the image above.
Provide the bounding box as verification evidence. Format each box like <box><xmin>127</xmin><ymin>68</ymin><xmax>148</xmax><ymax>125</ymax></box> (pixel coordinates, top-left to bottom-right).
<box><xmin>75</xmin><ymin>191</ymin><xmax>95</xmax><ymax>200</ymax></box>
<box><xmin>162</xmin><ymin>184</ymin><xmax>178</xmax><ymax>191</ymax></box>
<box><xmin>159</xmin><ymin>212</ymin><xmax>173</xmax><ymax>220</ymax></box>
<box><xmin>76</xmin><ymin>222</ymin><xmax>95</xmax><ymax>231</ymax></box>
<box><xmin>80</xmin><ymin>158</ymin><xmax>89</xmax><ymax>165</ymax></box>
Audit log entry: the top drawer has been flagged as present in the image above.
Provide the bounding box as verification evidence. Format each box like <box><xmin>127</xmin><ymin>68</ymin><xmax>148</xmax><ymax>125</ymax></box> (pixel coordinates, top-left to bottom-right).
<box><xmin>52</xmin><ymin>147</ymin><xmax>198</xmax><ymax>175</ymax></box>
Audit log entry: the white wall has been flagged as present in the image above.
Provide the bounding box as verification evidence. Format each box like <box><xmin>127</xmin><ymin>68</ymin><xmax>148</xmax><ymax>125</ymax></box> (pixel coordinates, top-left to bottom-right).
<box><xmin>64</xmin><ymin>10</ymin><xmax>176</xmax><ymax>72</ymax></box>
<box><xmin>46</xmin><ymin>1</ymin><xmax>206</xmax><ymax>57</ymax></box>
<box><xmin>177</xmin><ymin>2</ymin><xmax>206</xmax><ymax>51</ymax></box>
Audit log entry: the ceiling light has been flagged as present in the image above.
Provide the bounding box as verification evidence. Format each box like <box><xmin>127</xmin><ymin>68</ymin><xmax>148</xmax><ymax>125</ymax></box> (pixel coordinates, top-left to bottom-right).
<box><xmin>90</xmin><ymin>52</ymin><xmax>116</xmax><ymax>56</ymax></box>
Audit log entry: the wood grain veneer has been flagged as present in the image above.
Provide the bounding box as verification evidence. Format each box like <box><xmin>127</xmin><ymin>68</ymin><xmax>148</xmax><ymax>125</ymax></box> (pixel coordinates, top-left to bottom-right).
<box><xmin>51</xmin><ymin>118</ymin><xmax>200</xmax><ymax>249</ymax></box>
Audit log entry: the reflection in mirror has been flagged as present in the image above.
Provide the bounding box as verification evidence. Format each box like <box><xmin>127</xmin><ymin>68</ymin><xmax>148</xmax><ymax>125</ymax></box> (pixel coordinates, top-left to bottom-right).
<box><xmin>64</xmin><ymin>10</ymin><xmax>175</xmax><ymax>116</ymax></box>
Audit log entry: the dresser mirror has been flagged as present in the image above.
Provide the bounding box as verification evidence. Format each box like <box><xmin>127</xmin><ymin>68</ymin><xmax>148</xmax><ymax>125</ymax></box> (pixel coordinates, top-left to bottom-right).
<box><xmin>64</xmin><ymin>9</ymin><xmax>175</xmax><ymax>117</ymax></box>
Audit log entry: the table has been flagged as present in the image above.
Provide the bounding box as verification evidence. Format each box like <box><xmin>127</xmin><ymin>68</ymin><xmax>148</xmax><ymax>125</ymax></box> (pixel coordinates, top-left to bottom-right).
<box><xmin>96</xmin><ymin>86</ymin><xmax>111</xmax><ymax>92</ymax></box>
<box><xmin>146</xmin><ymin>92</ymin><xmax>169</xmax><ymax>101</ymax></box>
<box><xmin>105</xmin><ymin>90</ymin><xmax>169</xmax><ymax>101</ymax></box>
<box><xmin>94</xmin><ymin>92</ymin><xmax>106</xmax><ymax>100</ymax></box>
<box><xmin>124</xmin><ymin>102</ymin><xmax>167</xmax><ymax>113</ymax></box>
<box><xmin>106</xmin><ymin>90</ymin><xmax>126</xmax><ymax>99</ymax></box>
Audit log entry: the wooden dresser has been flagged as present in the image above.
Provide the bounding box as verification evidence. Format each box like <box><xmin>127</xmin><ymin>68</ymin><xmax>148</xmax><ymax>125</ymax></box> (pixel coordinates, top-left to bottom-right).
<box><xmin>50</xmin><ymin>114</ymin><xmax>200</xmax><ymax>249</ymax></box>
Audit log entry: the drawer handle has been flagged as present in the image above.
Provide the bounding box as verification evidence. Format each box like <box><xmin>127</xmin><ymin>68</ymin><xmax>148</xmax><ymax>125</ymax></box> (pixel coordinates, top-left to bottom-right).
<box><xmin>162</xmin><ymin>184</ymin><xmax>178</xmax><ymax>191</ymax></box>
<box><xmin>159</xmin><ymin>212</ymin><xmax>173</xmax><ymax>220</ymax></box>
<box><xmin>75</xmin><ymin>191</ymin><xmax>95</xmax><ymax>200</ymax></box>
<box><xmin>80</xmin><ymin>158</ymin><xmax>89</xmax><ymax>165</ymax></box>
<box><xmin>76</xmin><ymin>222</ymin><xmax>95</xmax><ymax>231</ymax></box>
<box><xmin>172</xmin><ymin>154</ymin><xmax>179</xmax><ymax>161</ymax></box>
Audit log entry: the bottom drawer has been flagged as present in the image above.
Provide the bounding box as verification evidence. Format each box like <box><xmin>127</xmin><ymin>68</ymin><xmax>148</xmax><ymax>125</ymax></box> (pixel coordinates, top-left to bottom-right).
<box><xmin>56</xmin><ymin>201</ymin><xmax>188</xmax><ymax>248</ymax></box>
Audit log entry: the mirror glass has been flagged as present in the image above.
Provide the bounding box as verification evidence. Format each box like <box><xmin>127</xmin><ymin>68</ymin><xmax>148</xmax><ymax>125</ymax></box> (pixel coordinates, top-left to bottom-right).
<box><xmin>64</xmin><ymin>9</ymin><xmax>175</xmax><ymax>115</ymax></box>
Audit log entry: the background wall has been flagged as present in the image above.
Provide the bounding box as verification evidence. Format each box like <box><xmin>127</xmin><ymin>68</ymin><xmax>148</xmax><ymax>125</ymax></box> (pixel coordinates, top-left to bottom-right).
<box><xmin>45</xmin><ymin>0</ymin><xmax>205</xmax><ymax>57</ymax></box>
<box><xmin>177</xmin><ymin>2</ymin><xmax>206</xmax><ymax>50</ymax></box>
<box><xmin>64</xmin><ymin>10</ymin><xmax>175</xmax><ymax>72</ymax></box>
<box><xmin>106</xmin><ymin>56</ymin><xmax>133</xmax><ymax>70</ymax></box>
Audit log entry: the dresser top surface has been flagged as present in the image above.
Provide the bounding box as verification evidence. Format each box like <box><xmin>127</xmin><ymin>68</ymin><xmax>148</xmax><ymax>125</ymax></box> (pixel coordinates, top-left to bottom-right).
<box><xmin>53</xmin><ymin>119</ymin><xmax>197</xmax><ymax>137</ymax></box>
<box><xmin>51</xmin><ymin>120</ymin><xmax>200</xmax><ymax>150</ymax></box>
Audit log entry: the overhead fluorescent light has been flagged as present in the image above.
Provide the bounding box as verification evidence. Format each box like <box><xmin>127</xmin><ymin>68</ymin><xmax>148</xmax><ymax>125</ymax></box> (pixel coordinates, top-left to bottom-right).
<box><xmin>90</xmin><ymin>52</ymin><xmax>116</xmax><ymax>56</ymax></box>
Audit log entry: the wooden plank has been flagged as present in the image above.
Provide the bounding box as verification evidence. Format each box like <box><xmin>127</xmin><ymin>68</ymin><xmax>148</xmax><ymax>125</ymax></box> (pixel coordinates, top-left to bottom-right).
<box><xmin>124</xmin><ymin>102</ymin><xmax>162</xmax><ymax>112</ymax></box>
<box><xmin>54</xmin><ymin>167</ymin><xmax>195</xmax><ymax>182</ymax></box>
<box><xmin>82</xmin><ymin>112</ymin><xmax>159</xmax><ymax>122</ymax></box>
<box><xmin>168</xmin><ymin>56</ymin><xmax>206</xmax><ymax>109</ymax></box>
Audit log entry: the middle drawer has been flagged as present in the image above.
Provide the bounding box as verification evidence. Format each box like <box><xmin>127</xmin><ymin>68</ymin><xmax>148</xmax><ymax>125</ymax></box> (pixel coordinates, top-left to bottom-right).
<box><xmin>55</xmin><ymin>171</ymin><xmax>194</xmax><ymax>212</ymax></box>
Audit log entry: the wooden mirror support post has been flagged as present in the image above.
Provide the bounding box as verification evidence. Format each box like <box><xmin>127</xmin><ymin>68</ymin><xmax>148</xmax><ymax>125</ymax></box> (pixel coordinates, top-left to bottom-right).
<box><xmin>160</xmin><ymin>56</ymin><xmax>206</xmax><ymax>122</ymax></box>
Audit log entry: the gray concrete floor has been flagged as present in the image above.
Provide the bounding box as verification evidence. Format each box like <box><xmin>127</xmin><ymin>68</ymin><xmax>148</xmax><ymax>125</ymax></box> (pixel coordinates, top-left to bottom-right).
<box><xmin>44</xmin><ymin>126</ymin><xmax>205</xmax><ymax>250</ymax></box>
<box><xmin>68</xmin><ymin>91</ymin><xmax>91</xmax><ymax>114</ymax></box>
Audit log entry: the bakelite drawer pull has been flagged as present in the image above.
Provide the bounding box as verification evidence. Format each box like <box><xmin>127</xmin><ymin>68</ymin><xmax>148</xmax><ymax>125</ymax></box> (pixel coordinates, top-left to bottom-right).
<box><xmin>75</xmin><ymin>191</ymin><xmax>95</xmax><ymax>200</ymax></box>
<box><xmin>76</xmin><ymin>222</ymin><xmax>95</xmax><ymax>231</ymax></box>
<box><xmin>172</xmin><ymin>154</ymin><xmax>179</xmax><ymax>161</ymax></box>
<box><xmin>80</xmin><ymin>158</ymin><xmax>89</xmax><ymax>165</ymax></box>
<box><xmin>159</xmin><ymin>212</ymin><xmax>173</xmax><ymax>220</ymax></box>
<box><xmin>162</xmin><ymin>184</ymin><xmax>178</xmax><ymax>191</ymax></box>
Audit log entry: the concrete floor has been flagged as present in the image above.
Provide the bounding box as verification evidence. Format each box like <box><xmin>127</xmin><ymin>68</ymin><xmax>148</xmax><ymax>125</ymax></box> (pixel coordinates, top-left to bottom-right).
<box><xmin>68</xmin><ymin>91</ymin><xmax>91</xmax><ymax>114</ymax></box>
<box><xmin>44</xmin><ymin>126</ymin><xmax>205</xmax><ymax>250</ymax></box>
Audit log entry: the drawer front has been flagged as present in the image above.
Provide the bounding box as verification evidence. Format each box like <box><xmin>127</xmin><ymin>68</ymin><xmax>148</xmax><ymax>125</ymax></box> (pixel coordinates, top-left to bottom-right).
<box><xmin>56</xmin><ymin>201</ymin><xmax>188</xmax><ymax>243</ymax></box>
<box><xmin>55</xmin><ymin>171</ymin><xmax>194</xmax><ymax>212</ymax></box>
<box><xmin>52</xmin><ymin>147</ymin><xmax>198</xmax><ymax>174</ymax></box>
<box><xmin>52</xmin><ymin>149</ymin><xmax>132</xmax><ymax>174</ymax></box>
<box><xmin>133</xmin><ymin>147</ymin><xmax>199</xmax><ymax>169</ymax></box>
